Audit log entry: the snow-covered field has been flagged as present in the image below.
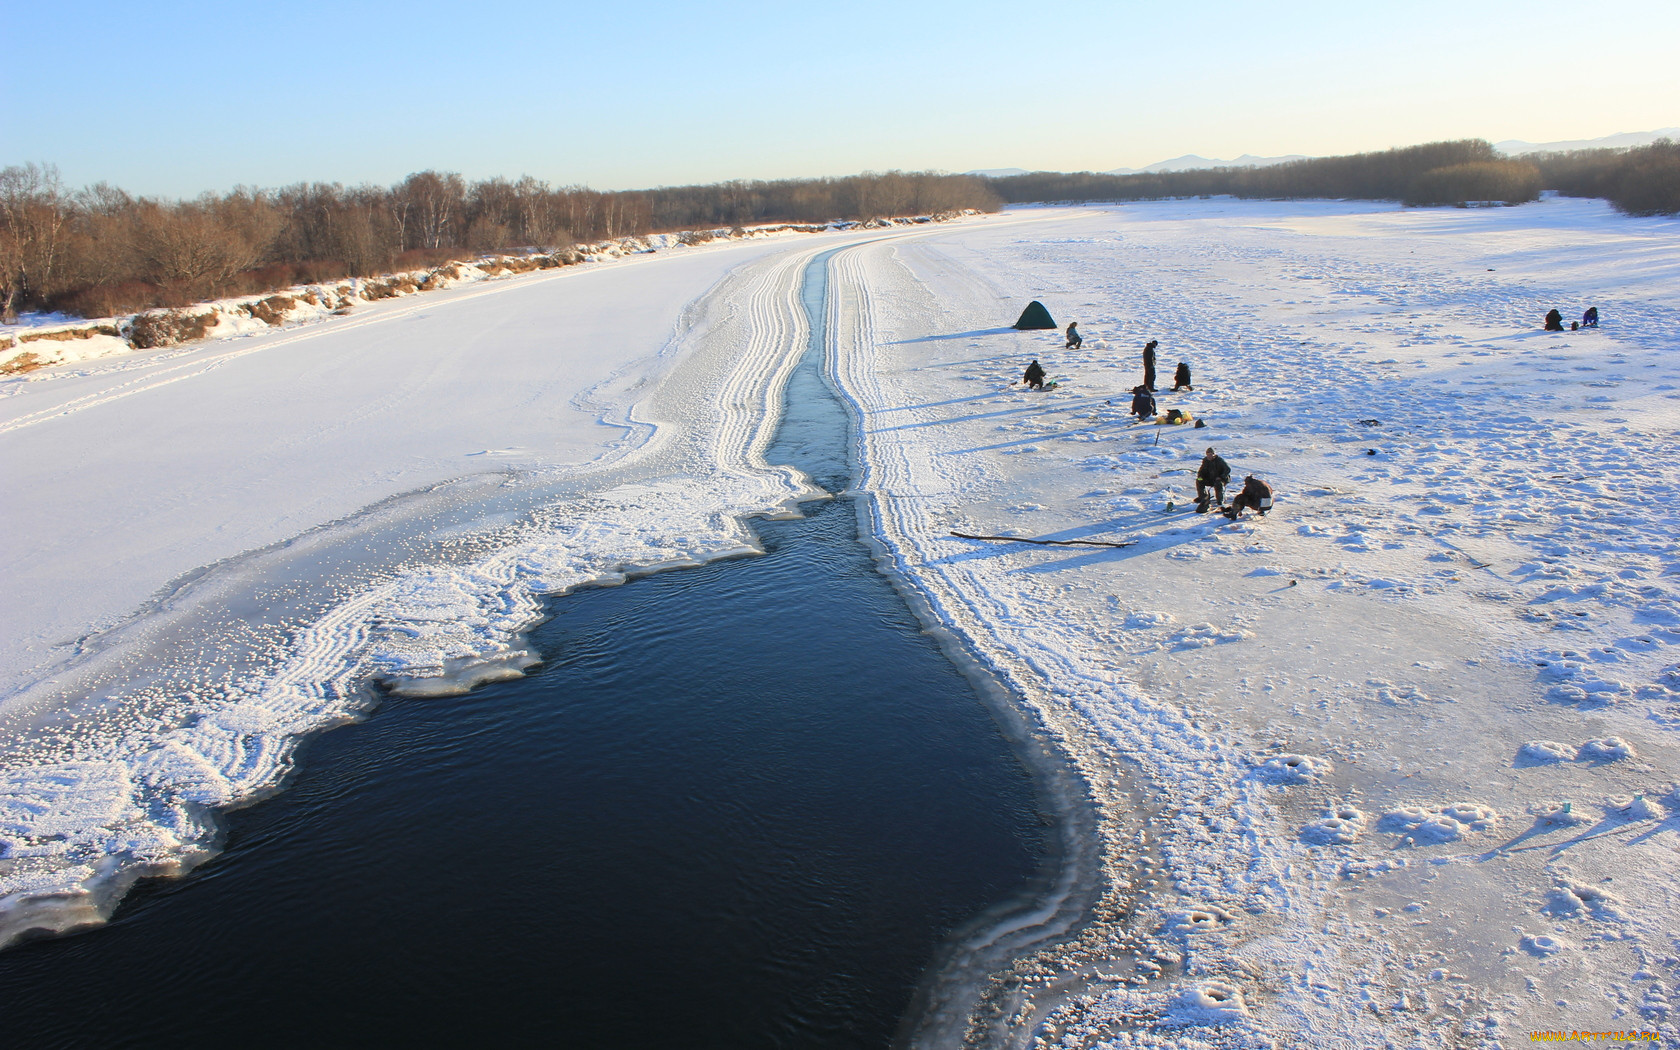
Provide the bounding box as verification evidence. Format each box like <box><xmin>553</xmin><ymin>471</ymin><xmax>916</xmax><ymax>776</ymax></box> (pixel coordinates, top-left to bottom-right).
<box><xmin>2</xmin><ymin>198</ymin><xmax>1676</xmax><ymax>1046</ymax></box>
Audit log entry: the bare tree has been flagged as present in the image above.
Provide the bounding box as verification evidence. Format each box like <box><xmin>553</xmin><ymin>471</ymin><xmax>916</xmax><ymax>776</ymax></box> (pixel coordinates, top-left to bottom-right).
<box><xmin>0</xmin><ymin>164</ymin><xmax>70</xmax><ymax>322</ymax></box>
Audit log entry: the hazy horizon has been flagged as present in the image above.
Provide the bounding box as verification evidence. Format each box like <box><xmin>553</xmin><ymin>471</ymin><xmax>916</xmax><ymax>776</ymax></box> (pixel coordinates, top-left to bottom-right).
<box><xmin>6</xmin><ymin>0</ymin><xmax>1677</xmax><ymax>198</ymax></box>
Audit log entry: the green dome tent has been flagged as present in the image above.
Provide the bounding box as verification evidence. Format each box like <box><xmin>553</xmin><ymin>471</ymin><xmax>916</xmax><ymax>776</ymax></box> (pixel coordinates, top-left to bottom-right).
<box><xmin>1013</xmin><ymin>300</ymin><xmax>1056</xmax><ymax>330</ymax></box>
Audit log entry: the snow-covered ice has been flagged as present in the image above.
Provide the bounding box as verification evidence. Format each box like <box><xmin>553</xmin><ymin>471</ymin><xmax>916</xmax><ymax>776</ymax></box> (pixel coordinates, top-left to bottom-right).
<box><xmin>3</xmin><ymin>196</ymin><xmax>1678</xmax><ymax>1046</ymax></box>
<box><xmin>822</xmin><ymin>198</ymin><xmax>1679</xmax><ymax>1045</ymax></box>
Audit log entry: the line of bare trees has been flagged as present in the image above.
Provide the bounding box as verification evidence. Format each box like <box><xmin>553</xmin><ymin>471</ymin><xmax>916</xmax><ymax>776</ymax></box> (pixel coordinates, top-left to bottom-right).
<box><xmin>1528</xmin><ymin>139</ymin><xmax>1680</xmax><ymax>216</ymax></box>
<box><xmin>0</xmin><ymin>167</ymin><xmax>1000</xmax><ymax>322</ymax></box>
<box><xmin>986</xmin><ymin>141</ymin><xmax>1536</xmax><ymax>207</ymax></box>
<box><xmin>985</xmin><ymin>138</ymin><xmax>1679</xmax><ymax>216</ymax></box>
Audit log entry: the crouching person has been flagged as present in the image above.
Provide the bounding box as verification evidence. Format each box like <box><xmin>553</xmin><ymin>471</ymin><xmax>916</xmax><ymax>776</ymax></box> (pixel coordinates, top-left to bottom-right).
<box><xmin>1023</xmin><ymin>359</ymin><xmax>1046</xmax><ymax>390</ymax></box>
<box><xmin>1130</xmin><ymin>384</ymin><xmax>1156</xmax><ymax>420</ymax></box>
<box><xmin>1223</xmin><ymin>475</ymin><xmax>1274</xmax><ymax>520</ymax></box>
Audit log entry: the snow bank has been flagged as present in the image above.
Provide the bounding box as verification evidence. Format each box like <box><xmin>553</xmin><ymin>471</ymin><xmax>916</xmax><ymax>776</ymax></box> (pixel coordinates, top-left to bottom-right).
<box><xmin>0</xmin><ymin>211</ymin><xmax>983</xmax><ymax>374</ymax></box>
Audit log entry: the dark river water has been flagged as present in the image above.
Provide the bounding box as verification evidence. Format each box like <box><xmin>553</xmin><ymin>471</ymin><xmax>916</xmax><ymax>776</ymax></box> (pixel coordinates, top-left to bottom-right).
<box><xmin>0</xmin><ymin>251</ymin><xmax>1061</xmax><ymax>1048</ymax></box>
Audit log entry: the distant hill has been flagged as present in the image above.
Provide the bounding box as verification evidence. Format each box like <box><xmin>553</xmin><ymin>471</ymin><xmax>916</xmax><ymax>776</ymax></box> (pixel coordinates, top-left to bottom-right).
<box><xmin>972</xmin><ymin>129</ymin><xmax>1679</xmax><ymax>180</ymax></box>
<box><xmin>1496</xmin><ymin>128</ymin><xmax>1680</xmax><ymax>154</ymax></box>
<box><xmin>1104</xmin><ymin>153</ymin><xmax>1308</xmax><ymax>175</ymax></box>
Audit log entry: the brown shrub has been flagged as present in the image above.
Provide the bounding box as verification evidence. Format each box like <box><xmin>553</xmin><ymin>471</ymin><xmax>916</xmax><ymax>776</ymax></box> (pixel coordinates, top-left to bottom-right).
<box><xmin>128</xmin><ymin>308</ymin><xmax>218</xmax><ymax>348</ymax></box>
<box><xmin>18</xmin><ymin>324</ymin><xmax>119</xmax><ymax>343</ymax></box>
<box><xmin>244</xmin><ymin>295</ymin><xmax>296</xmax><ymax>326</ymax></box>
<box><xmin>53</xmin><ymin>280</ymin><xmax>166</xmax><ymax>318</ymax></box>
<box><xmin>0</xmin><ymin>351</ymin><xmax>44</xmax><ymax>375</ymax></box>
<box><xmin>360</xmin><ymin>276</ymin><xmax>418</xmax><ymax>300</ymax></box>
<box><xmin>392</xmin><ymin>247</ymin><xmax>458</xmax><ymax>271</ymax></box>
<box><xmin>418</xmin><ymin>264</ymin><xmax>466</xmax><ymax>288</ymax></box>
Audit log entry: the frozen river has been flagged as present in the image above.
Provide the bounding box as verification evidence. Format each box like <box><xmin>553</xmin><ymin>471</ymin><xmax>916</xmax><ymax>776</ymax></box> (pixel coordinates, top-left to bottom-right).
<box><xmin>5</xmin><ymin>199</ymin><xmax>1677</xmax><ymax>1045</ymax></box>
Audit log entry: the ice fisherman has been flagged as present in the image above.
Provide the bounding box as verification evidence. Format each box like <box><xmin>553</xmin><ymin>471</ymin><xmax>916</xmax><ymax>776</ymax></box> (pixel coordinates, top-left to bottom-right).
<box><xmin>1130</xmin><ymin>384</ymin><xmax>1156</xmax><ymax>420</ymax></box>
<box><xmin>1023</xmin><ymin>359</ymin><xmax>1046</xmax><ymax>390</ymax></box>
<box><xmin>1195</xmin><ymin>447</ymin><xmax>1230</xmax><ymax>513</ymax></box>
<box><xmin>1223</xmin><ymin>475</ymin><xmax>1274</xmax><ymax>520</ymax></box>
<box><xmin>1142</xmin><ymin>339</ymin><xmax>1158</xmax><ymax>390</ymax></box>
<box><xmin>1544</xmin><ymin>308</ymin><xmax>1565</xmax><ymax>332</ymax></box>
<box><xmin>1582</xmin><ymin>306</ymin><xmax>1599</xmax><ymax>328</ymax></box>
<box><xmin>1172</xmin><ymin>361</ymin><xmax>1193</xmax><ymax>392</ymax></box>
<box><xmin>1065</xmin><ymin>322</ymin><xmax>1082</xmax><ymax>350</ymax></box>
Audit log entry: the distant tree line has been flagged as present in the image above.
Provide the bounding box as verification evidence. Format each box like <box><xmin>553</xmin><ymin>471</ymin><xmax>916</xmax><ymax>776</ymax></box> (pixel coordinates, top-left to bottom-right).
<box><xmin>0</xmin><ymin>168</ymin><xmax>999</xmax><ymax>322</ymax></box>
<box><xmin>1528</xmin><ymin>139</ymin><xmax>1680</xmax><ymax>216</ymax></box>
<box><xmin>986</xmin><ymin>138</ymin><xmax>1679</xmax><ymax>217</ymax></box>
<box><xmin>5</xmin><ymin>139</ymin><xmax>1672</xmax><ymax>325</ymax></box>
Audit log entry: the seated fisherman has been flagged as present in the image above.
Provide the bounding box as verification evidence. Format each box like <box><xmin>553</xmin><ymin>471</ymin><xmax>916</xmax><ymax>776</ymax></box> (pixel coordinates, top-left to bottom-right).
<box><xmin>1195</xmin><ymin>447</ymin><xmax>1230</xmax><ymax>512</ymax></box>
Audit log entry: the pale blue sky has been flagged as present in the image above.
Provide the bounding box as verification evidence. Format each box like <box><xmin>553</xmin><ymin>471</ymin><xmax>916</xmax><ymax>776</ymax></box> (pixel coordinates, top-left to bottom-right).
<box><xmin>5</xmin><ymin>0</ymin><xmax>1676</xmax><ymax>197</ymax></box>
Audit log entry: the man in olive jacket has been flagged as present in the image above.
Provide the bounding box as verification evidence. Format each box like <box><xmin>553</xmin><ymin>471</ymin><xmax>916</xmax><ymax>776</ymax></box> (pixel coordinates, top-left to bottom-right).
<box><xmin>1195</xmin><ymin>447</ymin><xmax>1230</xmax><ymax>512</ymax></box>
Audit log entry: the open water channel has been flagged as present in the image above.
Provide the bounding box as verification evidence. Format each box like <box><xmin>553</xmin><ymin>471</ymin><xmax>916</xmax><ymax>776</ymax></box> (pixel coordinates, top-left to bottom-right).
<box><xmin>0</xmin><ymin>251</ymin><xmax>1080</xmax><ymax>1047</ymax></box>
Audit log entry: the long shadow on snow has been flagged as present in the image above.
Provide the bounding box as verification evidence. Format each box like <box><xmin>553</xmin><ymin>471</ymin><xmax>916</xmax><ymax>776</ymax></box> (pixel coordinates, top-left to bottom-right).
<box><xmin>944</xmin><ymin>416</ymin><xmax>1190</xmax><ymax>455</ymax></box>
<box><xmin>938</xmin><ymin>511</ymin><xmax>1229</xmax><ymax>574</ymax></box>
<box><xmin>872</xmin><ymin>394</ymin><xmax>1111</xmax><ymax>435</ymax></box>
<box><xmin>884</xmin><ymin>327</ymin><xmax>1018</xmax><ymax>344</ymax></box>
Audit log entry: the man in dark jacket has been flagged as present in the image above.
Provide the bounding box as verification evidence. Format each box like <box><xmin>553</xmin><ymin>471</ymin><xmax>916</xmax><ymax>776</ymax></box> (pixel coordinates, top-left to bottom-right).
<box><xmin>1130</xmin><ymin>384</ymin><xmax>1156</xmax><ymax>420</ymax></box>
<box><xmin>1142</xmin><ymin>339</ymin><xmax>1158</xmax><ymax>390</ymax></box>
<box><xmin>1195</xmin><ymin>447</ymin><xmax>1230</xmax><ymax>512</ymax></box>
<box><xmin>1224</xmin><ymin>475</ymin><xmax>1274</xmax><ymax>519</ymax></box>
<box><xmin>1023</xmin><ymin>359</ymin><xmax>1046</xmax><ymax>390</ymax></box>
<box><xmin>1544</xmin><ymin>308</ymin><xmax>1564</xmax><ymax>331</ymax></box>
<box><xmin>1173</xmin><ymin>361</ymin><xmax>1193</xmax><ymax>391</ymax></box>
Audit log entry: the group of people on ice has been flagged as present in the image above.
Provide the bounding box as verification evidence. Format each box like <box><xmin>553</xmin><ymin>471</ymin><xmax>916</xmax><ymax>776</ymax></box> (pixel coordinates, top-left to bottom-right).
<box><xmin>1125</xmin><ymin>339</ymin><xmax>1195</xmax><ymax>420</ymax></box>
<box><xmin>1545</xmin><ymin>306</ymin><xmax>1598</xmax><ymax>332</ymax></box>
<box><xmin>1020</xmin><ymin>325</ymin><xmax>1275</xmax><ymax>522</ymax></box>
<box><xmin>1195</xmin><ymin>447</ymin><xmax>1272</xmax><ymax>520</ymax></box>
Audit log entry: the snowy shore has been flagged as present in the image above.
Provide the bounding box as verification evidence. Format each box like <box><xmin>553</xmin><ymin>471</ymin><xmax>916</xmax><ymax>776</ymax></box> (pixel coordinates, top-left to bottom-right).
<box><xmin>828</xmin><ymin>198</ymin><xmax>1679</xmax><ymax>1046</ymax></box>
<box><xmin>2</xmin><ymin>197</ymin><xmax>1676</xmax><ymax>1046</ymax></box>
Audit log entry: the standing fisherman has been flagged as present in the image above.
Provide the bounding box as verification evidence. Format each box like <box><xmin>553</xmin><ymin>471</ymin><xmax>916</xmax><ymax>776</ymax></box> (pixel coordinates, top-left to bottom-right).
<box><xmin>1143</xmin><ymin>340</ymin><xmax>1158</xmax><ymax>391</ymax></box>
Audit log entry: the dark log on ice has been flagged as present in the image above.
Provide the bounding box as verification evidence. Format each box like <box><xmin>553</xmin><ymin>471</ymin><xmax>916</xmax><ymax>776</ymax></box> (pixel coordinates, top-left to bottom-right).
<box><xmin>950</xmin><ymin>530</ymin><xmax>1136</xmax><ymax>549</ymax></box>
